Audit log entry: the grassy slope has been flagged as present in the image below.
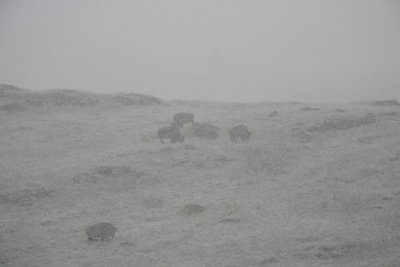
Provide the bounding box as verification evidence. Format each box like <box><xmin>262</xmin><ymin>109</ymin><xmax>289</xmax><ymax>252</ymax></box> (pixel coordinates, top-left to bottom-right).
<box><xmin>1</xmin><ymin>92</ymin><xmax>400</xmax><ymax>266</ymax></box>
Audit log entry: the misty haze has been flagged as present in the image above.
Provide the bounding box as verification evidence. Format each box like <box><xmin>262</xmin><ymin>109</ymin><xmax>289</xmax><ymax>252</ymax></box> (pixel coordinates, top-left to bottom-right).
<box><xmin>1</xmin><ymin>1</ymin><xmax>400</xmax><ymax>266</ymax></box>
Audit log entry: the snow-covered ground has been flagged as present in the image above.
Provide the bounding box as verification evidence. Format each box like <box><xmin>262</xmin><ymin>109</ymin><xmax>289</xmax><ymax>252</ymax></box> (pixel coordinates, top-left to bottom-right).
<box><xmin>1</xmin><ymin>86</ymin><xmax>400</xmax><ymax>266</ymax></box>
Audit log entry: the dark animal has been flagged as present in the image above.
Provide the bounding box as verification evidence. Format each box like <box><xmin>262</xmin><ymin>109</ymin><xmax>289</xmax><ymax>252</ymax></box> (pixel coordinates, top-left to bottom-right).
<box><xmin>229</xmin><ymin>125</ymin><xmax>252</xmax><ymax>142</ymax></box>
<box><xmin>85</xmin><ymin>222</ymin><xmax>117</xmax><ymax>242</ymax></box>
<box><xmin>173</xmin><ymin>112</ymin><xmax>194</xmax><ymax>128</ymax></box>
<box><xmin>157</xmin><ymin>124</ymin><xmax>185</xmax><ymax>144</ymax></box>
<box><xmin>192</xmin><ymin>122</ymin><xmax>219</xmax><ymax>139</ymax></box>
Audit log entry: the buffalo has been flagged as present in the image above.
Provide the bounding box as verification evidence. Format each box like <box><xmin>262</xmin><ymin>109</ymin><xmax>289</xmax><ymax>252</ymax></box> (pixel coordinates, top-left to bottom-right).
<box><xmin>192</xmin><ymin>122</ymin><xmax>220</xmax><ymax>139</ymax></box>
<box><xmin>229</xmin><ymin>125</ymin><xmax>252</xmax><ymax>142</ymax></box>
<box><xmin>173</xmin><ymin>112</ymin><xmax>194</xmax><ymax>128</ymax></box>
<box><xmin>157</xmin><ymin>124</ymin><xmax>185</xmax><ymax>144</ymax></box>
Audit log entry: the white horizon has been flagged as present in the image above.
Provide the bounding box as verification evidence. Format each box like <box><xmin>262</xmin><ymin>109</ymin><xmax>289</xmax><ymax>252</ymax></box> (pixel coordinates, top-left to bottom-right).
<box><xmin>1</xmin><ymin>0</ymin><xmax>399</xmax><ymax>103</ymax></box>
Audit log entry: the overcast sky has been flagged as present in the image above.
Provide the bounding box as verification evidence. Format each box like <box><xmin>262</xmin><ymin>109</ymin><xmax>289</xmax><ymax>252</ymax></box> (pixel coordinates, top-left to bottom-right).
<box><xmin>0</xmin><ymin>0</ymin><xmax>399</xmax><ymax>102</ymax></box>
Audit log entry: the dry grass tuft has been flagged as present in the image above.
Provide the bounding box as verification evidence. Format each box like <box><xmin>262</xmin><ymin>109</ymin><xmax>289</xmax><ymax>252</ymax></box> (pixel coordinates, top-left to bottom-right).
<box><xmin>73</xmin><ymin>165</ymin><xmax>145</xmax><ymax>185</ymax></box>
<box><xmin>300</xmin><ymin>106</ymin><xmax>320</xmax><ymax>111</ymax></box>
<box><xmin>0</xmin><ymin>102</ymin><xmax>26</xmax><ymax>112</ymax></box>
<box><xmin>179</xmin><ymin>204</ymin><xmax>205</xmax><ymax>216</ymax></box>
<box><xmin>0</xmin><ymin>187</ymin><xmax>52</xmax><ymax>206</ymax></box>
<box><xmin>308</xmin><ymin>114</ymin><xmax>376</xmax><ymax>132</ymax></box>
<box><xmin>370</xmin><ymin>100</ymin><xmax>399</xmax><ymax>106</ymax></box>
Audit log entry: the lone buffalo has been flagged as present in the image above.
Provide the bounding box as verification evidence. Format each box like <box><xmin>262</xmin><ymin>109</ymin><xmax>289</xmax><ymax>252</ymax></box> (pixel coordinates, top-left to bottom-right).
<box><xmin>157</xmin><ymin>125</ymin><xmax>185</xmax><ymax>144</ymax></box>
<box><xmin>85</xmin><ymin>222</ymin><xmax>117</xmax><ymax>242</ymax></box>
<box><xmin>173</xmin><ymin>113</ymin><xmax>194</xmax><ymax>128</ymax></box>
<box><xmin>229</xmin><ymin>125</ymin><xmax>252</xmax><ymax>142</ymax></box>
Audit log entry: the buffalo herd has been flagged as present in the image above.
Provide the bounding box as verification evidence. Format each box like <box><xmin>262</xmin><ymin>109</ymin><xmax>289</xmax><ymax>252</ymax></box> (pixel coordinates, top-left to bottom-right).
<box><xmin>157</xmin><ymin>112</ymin><xmax>252</xmax><ymax>144</ymax></box>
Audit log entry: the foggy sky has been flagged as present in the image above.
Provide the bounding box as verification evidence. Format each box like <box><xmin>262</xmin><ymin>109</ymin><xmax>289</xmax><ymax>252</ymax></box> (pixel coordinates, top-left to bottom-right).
<box><xmin>0</xmin><ymin>0</ymin><xmax>399</xmax><ymax>102</ymax></box>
